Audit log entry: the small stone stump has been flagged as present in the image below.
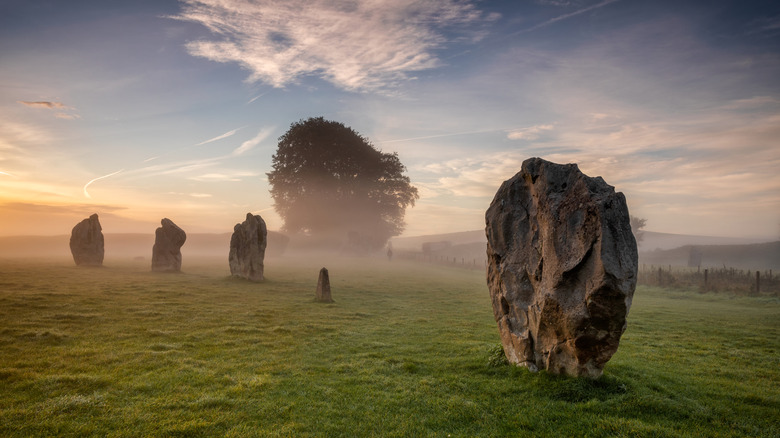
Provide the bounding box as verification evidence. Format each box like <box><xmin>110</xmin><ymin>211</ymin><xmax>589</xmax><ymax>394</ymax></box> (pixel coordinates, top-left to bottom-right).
<box><xmin>151</xmin><ymin>218</ymin><xmax>186</xmax><ymax>272</ymax></box>
<box><xmin>69</xmin><ymin>213</ymin><xmax>104</xmax><ymax>266</ymax></box>
<box><xmin>316</xmin><ymin>268</ymin><xmax>333</xmax><ymax>303</ymax></box>
<box><xmin>485</xmin><ymin>157</ymin><xmax>638</xmax><ymax>378</ymax></box>
<box><xmin>229</xmin><ymin>213</ymin><xmax>267</xmax><ymax>281</ymax></box>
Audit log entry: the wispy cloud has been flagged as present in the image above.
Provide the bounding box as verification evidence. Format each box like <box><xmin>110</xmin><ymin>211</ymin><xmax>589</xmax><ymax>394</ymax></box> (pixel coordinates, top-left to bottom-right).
<box><xmin>536</xmin><ymin>0</ymin><xmax>577</xmax><ymax>6</ymax></box>
<box><xmin>163</xmin><ymin>191</ymin><xmax>214</xmax><ymax>198</ymax></box>
<box><xmin>0</xmin><ymin>120</ymin><xmax>54</xmax><ymax>168</ymax></box>
<box><xmin>188</xmin><ymin>171</ymin><xmax>260</xmax><ymax>182</ymax></box>
<box><xmin>748</xmin><ymin>15</ymin><xmax>780</xmax><ymax>35</ymax></box>
<box><xmin>232</xmin><ymin>127</ymin><xmax>273</xmax><ymax>156</ymax></box>
<box><xmin>507</xmin><ymin>124</ymin><xmax>554</xmax><ymax>140</ymax></box>
<box><xmin>1</xmin><ymin>201</ymin><xmax>126</xmax><ymax>215</ymax></box>
<box><xmin>172</xmin><ymin>0</ymin><xmax>498</xmax><ymax>92</ymax></box>
<box><xmin>524</xmin><ymin>0</ymin><xmax>621</xmax><ymax>32</ymax></box>
<box><xmin>55</xmin><ymin>113</ymin><xmax>81</xmax><ymax>120</ymax></box>
<box><xmin>17</xmin><ymin>101</ymin><xmax>71</xmax><ymax>109</ymax></box>
<box><xmin>413</xmin><ymin>100</ymin><xmax>780</xmax><ymax>236</ymax></box>
<box><xmin>17</xmin><ymin>100</ymin><xmax>80</xmax><ymax>120</ymax></box>
<box><xmin>78</xmin><ymin>126</ymin><xmax>274</xmax><ymax>198</ymax></box>
<box><xmin>380</xmin><ymin>127</ymin><xmax>516</xmax><ymax>144</ymax></box>
<box><xmin>196</xmin><ymin>127</ymin><xmax>241</xmax><ymax>145</ymax></box>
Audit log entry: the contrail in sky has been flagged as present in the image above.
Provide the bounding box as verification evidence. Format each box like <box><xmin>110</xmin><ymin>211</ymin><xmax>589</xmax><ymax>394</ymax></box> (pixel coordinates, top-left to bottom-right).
<box><xmin>0</xmin><ymin>171</ymin><xmax>14</xmax><ymax>177</ymax></box>
<box><xmin>141</xmin><ymin>126</ymin><xmax>244</xmax><ymax>162</ymax></box>
<box><xmin>83</xmin><ymin>169</ymin><xmax>124</xmax><ymax>199</ymax></box>
<box><xmin>81</xmin><ymin>125</ymin><xmax>272</xmax><ymax>197</ymax></box>
<box><xmin>196</xmin><ymin>128</ymin><xmax>241</xmax><ymax>145</ymax></box>
<box><xmin>523</xmin><ymin>0</ymin><xmax>621</xmax><ymax>33</ymax></box>
<box><xmin>247</xmin><ymin>93</ymin><xmax>266</xmax><ymax>104</ymax></box>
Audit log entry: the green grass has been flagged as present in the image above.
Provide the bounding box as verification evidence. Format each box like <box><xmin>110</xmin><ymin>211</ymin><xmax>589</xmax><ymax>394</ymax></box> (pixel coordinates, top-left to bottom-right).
<box><xmin>0</xmin><ymin>256</ymin><xmax>778</xmax><ymax>437</ymax></box>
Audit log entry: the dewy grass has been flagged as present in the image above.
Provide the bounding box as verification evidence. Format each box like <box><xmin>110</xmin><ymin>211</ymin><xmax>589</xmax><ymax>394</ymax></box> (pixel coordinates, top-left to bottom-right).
<box><xmin>0</xmin><ymin>256</ymin><xmax>778</xmax><ymax>437</ymax></box>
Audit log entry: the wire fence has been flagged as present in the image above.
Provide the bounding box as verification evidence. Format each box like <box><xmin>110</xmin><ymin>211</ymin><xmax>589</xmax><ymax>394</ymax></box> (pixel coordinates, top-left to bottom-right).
<box><xmin>399</xmin><ymin>251</ymin><xmax>779</xmax><ymax>296</ymax></box>
<box><xmin>398</xmin><ymin>252</ymin><xmax>486</xmax><ymax>270</ymax></box>
<box><xmin>637</xmin><ymin>264</ymin><xmax>778</xmax><ymax>295</ymax></box>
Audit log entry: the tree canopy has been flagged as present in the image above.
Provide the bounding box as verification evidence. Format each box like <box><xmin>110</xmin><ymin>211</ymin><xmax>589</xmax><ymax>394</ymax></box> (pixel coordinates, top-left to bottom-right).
<box><xmin>630</xmin><ymin>215</ymin><xmax>647</xmax><ymax>243</ymax></box>
<box><xmin>267</xmin><ymin>117</ymin><xmax>419</xmax><ymax>251</ymax></box>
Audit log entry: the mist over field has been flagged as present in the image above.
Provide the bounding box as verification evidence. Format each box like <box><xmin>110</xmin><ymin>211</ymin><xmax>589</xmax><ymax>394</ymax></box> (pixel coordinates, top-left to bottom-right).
<box><xmin>1</xmin><ymin>0</ymin><xmax>780</xmax><ymax>436</ymax></box>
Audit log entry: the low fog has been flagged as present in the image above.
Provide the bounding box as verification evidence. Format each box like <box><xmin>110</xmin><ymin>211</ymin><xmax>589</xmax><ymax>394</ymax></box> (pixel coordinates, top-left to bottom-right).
<box><xmin>1</xmin><ymin>226</ymin><xmax>777</xmax><ymax>272</ymax></box>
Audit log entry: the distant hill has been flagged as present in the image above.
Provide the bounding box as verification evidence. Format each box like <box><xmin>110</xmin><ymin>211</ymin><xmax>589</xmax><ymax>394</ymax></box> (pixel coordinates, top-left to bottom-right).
<box><xmin>390</xmin><ymin>229</ymin><xmax>778</xmax><ymax>270</ymax></box>
<box><xmin>638</xmin><ymin>231</ymin><xmax>768</xmax><ymax>251</ymax></box>
<box><xmin>640</xmin><ymin>241</ymin><xmax>779</xmax><ymax>271</ymax></box>
<box><xmin>0</xmin><ymin>235</ymin><xmax>71</xmax><ymax>258</ymax></box>
<box><xmin>392</xmin><ymin>229</ymin><xmax>769</xmax><ymax>251</ymax></box>
<box><xmin>391</xmin><ymin>230</ymin><xmax>485</xmax><ymax>250</ymax></box>
<box><xmin>0</xmin><ymin>232</ymin><xmax>289</xmax><ymax>259</ymax></box>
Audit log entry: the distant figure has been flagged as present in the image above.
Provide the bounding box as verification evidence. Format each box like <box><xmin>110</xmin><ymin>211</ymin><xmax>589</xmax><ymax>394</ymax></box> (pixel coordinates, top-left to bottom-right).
<box><xmin>386</xmin><ymin>242</ymin><xmax>393</xmax><ymax>261</ymax></box>
<box><xmin>316</xmin><ymin>267</ymin><xmax>333</xmax><ymax>303</ymax></box>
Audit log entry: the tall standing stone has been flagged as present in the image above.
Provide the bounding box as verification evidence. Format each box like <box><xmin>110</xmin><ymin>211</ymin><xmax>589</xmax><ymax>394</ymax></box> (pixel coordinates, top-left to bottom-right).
<box><xmin>69</xmin><ymin>213</ymin><xmax>104</xmax><ymax>266</ymax></box>
<box><xmin>485</xmin><ymin>157</ymin><xmax>637</xmax><ymax>378</ymax></box>
<box><xmin>151</xmin><ymin>218</ymin><xmax>187</xmax><ymax>272</ymax></box>
<box><xmin>229</xmin><ymin>213</ymin><xmax>267</xmax><ymax>281</ymax></box>
<box><xmin>316</xmin><ymin>267</ymin><xmax>333</xmax><ymax>302</ymax></box>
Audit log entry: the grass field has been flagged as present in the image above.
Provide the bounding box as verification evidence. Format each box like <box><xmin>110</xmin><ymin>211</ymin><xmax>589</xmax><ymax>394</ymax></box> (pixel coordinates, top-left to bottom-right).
<box><xmin>0</xmin><ymin>256</ymin><xmax>778</xmax><ymax>437</ymax></box>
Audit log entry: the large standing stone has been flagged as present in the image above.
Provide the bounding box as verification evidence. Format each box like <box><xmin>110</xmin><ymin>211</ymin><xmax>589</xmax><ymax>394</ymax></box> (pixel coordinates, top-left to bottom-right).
<box><xmin>485</xmin><ymin>157</ymin><xmax>637</xmax><ymax>378</ymax></box>
<box><xmin>69</xmin><ymin>213</ymin><xmax>104</xmax><ymax>266</ymax></box>
<box><xmin>151</xmin><ymin>218</ymin><xmax>186</xmax><ymax>272</ymax></box>
<box><xmin>316</xmin><ymin>267</ymin><xmax>333</xmax><ymax>302</ymax></box>
<box><xmin>229</xmin><ymin>213</ymin><xmax>267</xmax><ymax>281</ymax></box>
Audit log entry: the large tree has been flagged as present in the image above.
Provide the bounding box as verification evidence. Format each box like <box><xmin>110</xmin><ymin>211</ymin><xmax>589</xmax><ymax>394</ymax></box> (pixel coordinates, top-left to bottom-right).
<box><xmin>630</xmin><ymin>215</ymin><xmax>647</xmax><ymax>244</ymax></box>
<box><xmin>267</xmin><ymin>117</ymin><xmax>419</xmax><ymax>251</ymax></box>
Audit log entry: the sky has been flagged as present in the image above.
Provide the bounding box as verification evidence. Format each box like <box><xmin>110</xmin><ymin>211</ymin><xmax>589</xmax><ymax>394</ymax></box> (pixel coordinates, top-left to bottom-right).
<box><xmin>1</xmin><ymin>0</ymin><xmax>779</xmax><ymax>239</ymax></box>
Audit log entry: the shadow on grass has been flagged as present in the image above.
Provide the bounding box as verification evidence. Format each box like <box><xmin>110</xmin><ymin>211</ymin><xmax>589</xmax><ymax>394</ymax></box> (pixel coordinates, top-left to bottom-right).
<box><xmin>484</xmin><ymin>343</ymin><xmax>630</xmax><ymax>403</ymax></box>
<box><xmin>535</xmin><ymin>372</ymin><xmax>629</xmax><ymax>403</ymax></box>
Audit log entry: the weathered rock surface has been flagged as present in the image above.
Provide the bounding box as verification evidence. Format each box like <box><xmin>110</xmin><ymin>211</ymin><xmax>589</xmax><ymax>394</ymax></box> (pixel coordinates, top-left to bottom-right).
<box><xmin>316</xmin><ymin>267</ymin><xmax>333</xmax><ymax>302</ymax></box>
<box><xmin>485</xmin><ymin>157</ymin><xmax>637</xmax><ymax>378</ymax></box>
<box><xmin>151</xmin><ymin>218</ymin><xmax>186</xmax><ymax>272</ymax></box>
<box><xmin>229</xmin><ymin>213</ymin><xmax>267</xmax><ymax>281</ymax></box>
<box><xmin>69</xmin><ymin>213</ymin><xmax>104</xmax><ymax>266</ymax></box>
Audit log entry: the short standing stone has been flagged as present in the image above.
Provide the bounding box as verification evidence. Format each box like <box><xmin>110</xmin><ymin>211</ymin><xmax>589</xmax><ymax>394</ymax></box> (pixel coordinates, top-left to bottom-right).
<box><xmin>151</xmin><ymin>218</ymin><xmax>186</xmax><ymax>272</ymax></box>
<box><xmin>229</xmin><ymin>213</ymin><xmax>267</xmax><ymax>281</ymax></box>
<box><xmin>316</xmin><ymin>267</ymin><xmax>333</xmax><ymax>302</ymax></box>
<box><xmin>69</xmin><ymin>213</ymin><xmax>104</xmax><ymax>266</ymax></box>
<box><xmin>485</xmin><ymin>157</ymin><xmax>638</xmax><ymax>378</ymax></box>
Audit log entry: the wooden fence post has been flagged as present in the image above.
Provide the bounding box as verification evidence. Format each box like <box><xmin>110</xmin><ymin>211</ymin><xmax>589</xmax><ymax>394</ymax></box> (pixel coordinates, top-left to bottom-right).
<box><xmin>704</xmin><ymin>269</ymin><xmax>708</xmax><ymax>288</ymax></box>
<box><xmin>756</xmin><ymin>271</ymin><xmax>760</xmax><ymax>295</ymax></box>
